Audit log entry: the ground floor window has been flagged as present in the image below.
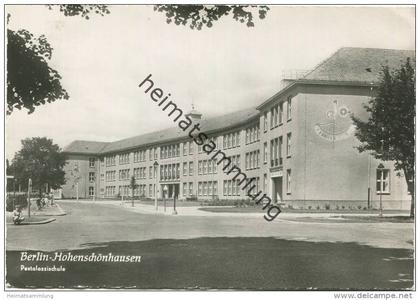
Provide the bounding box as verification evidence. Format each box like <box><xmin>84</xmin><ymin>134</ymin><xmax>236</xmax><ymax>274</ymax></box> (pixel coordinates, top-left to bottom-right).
<box><xmin>376</xmin><ymin>169</ymin><xmax>390</xmax><ymax>194</ymax></box>
<box><xmin>189</xmin><ymin>182</ymin><xmax>193</xmax><ymax>196</ymax></box>
<box><xmin>89</xmin><ymin>186</ymin><xmax>94</xmax><ymax>196</ymax></box>
<box><xmin>286</xmin><ymin>169</ymin><xmax>291</xmax><ymax>194</ymax></box>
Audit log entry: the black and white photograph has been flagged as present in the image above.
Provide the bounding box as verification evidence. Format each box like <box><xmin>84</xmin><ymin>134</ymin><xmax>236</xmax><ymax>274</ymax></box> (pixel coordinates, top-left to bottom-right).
<box><xmin>3</xmin><ymin>2</ymin><xmax>417</xmax><ymax>297</ymax></box>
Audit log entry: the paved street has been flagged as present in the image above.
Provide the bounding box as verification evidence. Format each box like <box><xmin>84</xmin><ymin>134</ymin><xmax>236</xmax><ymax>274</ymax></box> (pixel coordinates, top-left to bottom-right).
<box><xmin>6</xmin><ymin>201</ymin><xmax>414</xmax><ymax>289</ymax></box>
<box><xmin>7</xmin><ymin>201</ymin><xmax>413</xmax><ymax>251</ymax></box>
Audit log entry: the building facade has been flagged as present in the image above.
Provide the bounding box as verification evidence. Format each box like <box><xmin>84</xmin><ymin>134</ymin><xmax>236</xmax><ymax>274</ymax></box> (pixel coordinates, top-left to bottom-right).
<box><xmin>62</xmin><ymin>47</ymin><xmax>414</xmax><ymax>209</ymax></box>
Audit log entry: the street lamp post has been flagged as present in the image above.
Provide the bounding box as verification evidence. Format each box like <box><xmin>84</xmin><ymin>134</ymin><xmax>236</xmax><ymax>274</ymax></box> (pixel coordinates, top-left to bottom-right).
<box><xmin>377</xmin><ymin>163</ymin><xmax>385</xmax><ymax>218</ymax></box>
<box><xmin>153</xmin><ymin>161</ymin><xmax>159</xmax><ymax>211</ymax></box>
<box><xmin>27</xmin><ymin>178</ymin><xmax>32</xmax><ymax>219</ymax></box>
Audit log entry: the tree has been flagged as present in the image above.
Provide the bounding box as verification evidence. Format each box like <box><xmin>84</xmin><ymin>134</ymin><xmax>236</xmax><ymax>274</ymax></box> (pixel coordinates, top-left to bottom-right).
<box><xmin>7</xmin><ymin>5</ymin><xmax>109</xmax><ymax>115</ymax></box>
<box><xmin>352</xmin><ymin>58</ymin><xmax>415</xmax><ymax>217</ymax></box>
<box><xmin>129</xmin><ymin>175</ymin><xmax>138</xmax><ymax>207</ymax></box>
<box><xmin>154</xmin><ymin>5</ymin><xmax>269</xmax><ymax>30</ymax></box>
<box><xmin>7</xmin><ymin>29</ymin><xmax>69</xmax><ymax>114</ymax></box>
<box><xmin>9</xmin><ymin>137</ymin><xmax>66</xmax><ymax>197</ymax></box>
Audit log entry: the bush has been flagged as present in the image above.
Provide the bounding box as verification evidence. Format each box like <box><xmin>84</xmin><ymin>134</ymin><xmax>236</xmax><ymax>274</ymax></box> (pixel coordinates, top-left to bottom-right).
<box><xmin>336</xmin><ymin>205</ymin><xmax>340</xmax><ymax>210</ymax></box>
<box><xmin>307</xmin><ymin>206</ymin><xmax>312</xmax><ymax>210</ymax></box>
<box><xmin>6</xmin><ymin>194</ymin><xmax>28</xmax><ymax>212</ymax></box>
<box><xmin>357</xmin><ymin>205</ymin><xmax>362</xmax><ymax>210</ymax></box>
<box><xmin>316</xmin><ymin>205</ymin><xmax>320</xmax><ymax>210</ymax></box>
<box><xmin>325</xmin><ymin>204</ymin><xmax>330</xmax><ymax>210</ymax></box>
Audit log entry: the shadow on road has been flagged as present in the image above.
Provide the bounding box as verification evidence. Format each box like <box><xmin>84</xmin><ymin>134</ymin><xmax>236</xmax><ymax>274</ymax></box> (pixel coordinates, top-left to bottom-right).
<box><xmin>6</xmin><ymin>237</ymin><xmax>414</xmax><ymax>290</ymax></box>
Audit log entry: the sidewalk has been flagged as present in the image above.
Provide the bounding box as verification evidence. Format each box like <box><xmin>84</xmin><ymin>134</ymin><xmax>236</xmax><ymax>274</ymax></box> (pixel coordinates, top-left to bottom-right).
<box><xmin>59</xmin><ymin>199</ymin><xmax>410</xmax><ymax>222</ymax></box>
<box><xmin>6</xmin><ymin>202</ymin><xmax>66</xmax><ymax>225</ymax></box>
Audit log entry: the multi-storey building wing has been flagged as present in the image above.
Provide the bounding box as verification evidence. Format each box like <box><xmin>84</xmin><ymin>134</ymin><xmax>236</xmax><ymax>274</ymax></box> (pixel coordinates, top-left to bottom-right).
<box><xmin>62</xmin><ymin>47</ymin><xmax>414</xmax><ymax>209</ymax></box>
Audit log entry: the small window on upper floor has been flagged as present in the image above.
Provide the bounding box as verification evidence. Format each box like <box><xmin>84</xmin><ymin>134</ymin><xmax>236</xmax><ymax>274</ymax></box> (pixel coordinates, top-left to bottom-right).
<box><xmin>89</xmin><ymin>158</ymin><xmax>95</xmax><ymax>168</ymax></box>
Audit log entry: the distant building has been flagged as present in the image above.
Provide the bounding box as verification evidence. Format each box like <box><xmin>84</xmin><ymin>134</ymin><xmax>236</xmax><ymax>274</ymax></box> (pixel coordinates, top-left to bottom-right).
<box><xmin>62</xmin><ymin>47</ymin><xmax>413</xmax><ymax>209</ymax></box>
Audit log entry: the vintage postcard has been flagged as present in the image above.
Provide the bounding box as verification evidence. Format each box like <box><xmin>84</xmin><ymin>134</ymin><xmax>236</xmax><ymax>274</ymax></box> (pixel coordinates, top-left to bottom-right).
<box><xmin>3</xmin><ymin>3</ymin><xmax>416</xmax><ymax>298</ymax></box>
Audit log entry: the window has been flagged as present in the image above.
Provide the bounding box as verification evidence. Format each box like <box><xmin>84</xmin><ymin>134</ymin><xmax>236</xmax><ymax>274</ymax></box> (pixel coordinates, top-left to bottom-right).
<box><xmin>89</xmin><ymin>186</ymin><xmax>94</xmax><ymax>196</ymax></box>
<box><xmin>203</xmin><ymin>182</ymin><xmax>208</xmax><ymax>196</ymax></box>
<box><xmin>376</xmin><ymin>169</ymin><xmax>390</xmax><ymax>194</ymax></box>
<box><xmin>189</xmin><ymin>142</ymin><xmax>194</xmax><ymax>155</ymax></box>
<box><xmin>279</xmin><ymin>103</ymin><xmax>283</xmax><ymax>124</ymax></box>
<box><xmin>287</xmin><ymin>169</ymin><xmax>291</xmax><ymax>194</ymax></box>
<box><xmin>287</xmin><ymin>133</ymin><xmax>292</xmax><ymax>157</ymax></box>
<box><xmin>89</xmin><ymin>158</ymin><xmax>95</xmax><ymax>168</ymax></box>
<box><xmin>105</xmin><ymin>155</ymin><xmax>116</xmax><ymax>167</ymax></box>
<box><xmin>119</xmin><ymin>153</ymin><xmax>129</xmax><ymax>165</ymax></box>
<box><xmin>263</xmin><ymin>112</ymin><xmax>267</xmax><ymax>132</ymax></box>
<box><xmin>189</xmin><ymin>162</ymin><xmax>193</xmax><ymax>176</ymax></box>
<box><xmin>89</xmin><ymin>172</ymin><xmax>95</xmax><ymax>182</ymax></box>
<box><xmin>189</xmin><ymin>182</ymin><xmax>193</xmax><ymax>196</ymax></box>
<box><xmin>198</xmin><ymin>161</ymin><xmax>202</xmax><ymax>175</ymax></box>
<box><xmin>287</xmin><ymin>96</ymin><xmax>292</xmax><ymax>120</ymax></box>
<box><xmin>183</xmin><ymin>183</ymin><xmax>187</xmax><ymax>196</ymax></box>
<box><xmin>198</xmin><ymin>182</ymin><xmax>202</xmax><ymax>196</ymax></box>
<box><xmin>183</xmin><ymin>162</ymin><xmax>187</xmax><ymax>176</ymax></box>
<box><xmin>203</xmin><ymin>160</ymin><xmax>208</xmax><ymax>174</ymax></box>
<box><xmin>149</xmin><ymin>166</ymin><xmax>153</xmax><ymax>179</ymax></box>
<box><xmin>263</xmin><ymin>174</ymin><xmax>267</xmax><ymax>193</ymax></box>
<box><xmin>183</xmin><ymin>142</ymin><xmax>187</xmax><ymax>156</ymax></box>
<box><xmin>149</xmin><ymin>184</ymin><xmax>153</xmax><ymax>197</ymax></box>
<box><xmin>263</xmin><ymin>142</ymin><xmax>268</xmax><ymax>164</ymax></box>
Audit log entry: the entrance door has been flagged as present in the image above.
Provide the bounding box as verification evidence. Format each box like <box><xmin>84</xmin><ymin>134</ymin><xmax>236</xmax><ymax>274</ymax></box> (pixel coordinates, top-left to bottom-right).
<box><xmin>272</xmin><ymin>177</ymin><xmax>283</xmax><ymax>203</ymax></box>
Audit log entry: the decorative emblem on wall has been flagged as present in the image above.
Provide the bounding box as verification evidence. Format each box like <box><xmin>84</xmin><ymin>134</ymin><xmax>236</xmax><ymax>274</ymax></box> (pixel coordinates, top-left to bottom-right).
<box><xmin>314</xmin><ymin>100</ymin><xmax>356</xmax><ymax>142</ymax></box>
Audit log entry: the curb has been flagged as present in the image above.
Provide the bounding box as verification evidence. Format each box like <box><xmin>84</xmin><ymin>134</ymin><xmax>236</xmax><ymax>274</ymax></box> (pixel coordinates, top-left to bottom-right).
<box><xmin>31</xmin><ymin>203</ymin><xmax>67</xmax><ymax>217</ymax></box>
<box><xmin>7</xmin><ymin>218</ymin><xmax>56</xmax><ymax>225</ymax></box>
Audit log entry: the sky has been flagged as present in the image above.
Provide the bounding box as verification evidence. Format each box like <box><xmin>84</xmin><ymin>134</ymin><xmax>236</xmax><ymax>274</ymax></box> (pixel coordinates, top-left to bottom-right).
<box><xmin>5</xmin><ymin>5</ymin><xmax>415</xmax><ymax>160</ymax></box>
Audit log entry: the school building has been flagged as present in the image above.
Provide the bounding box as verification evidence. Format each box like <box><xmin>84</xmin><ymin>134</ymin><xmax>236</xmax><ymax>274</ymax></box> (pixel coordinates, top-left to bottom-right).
<box><xmin>62</xmin><ymin>47</ymin><xmax>414</xmax><ymax>210</ymax></box>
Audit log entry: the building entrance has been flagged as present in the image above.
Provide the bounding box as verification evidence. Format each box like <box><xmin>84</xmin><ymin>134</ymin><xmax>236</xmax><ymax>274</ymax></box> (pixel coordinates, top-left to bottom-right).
<box><xmin>161</xmin><ymin>183</ymin><xmax>180</xmax><ymax>199</ymax></box>
<box><xmin>271</xmin><ymin>177</ymin><xmax>283</xmax><ymax>203</ymax></box>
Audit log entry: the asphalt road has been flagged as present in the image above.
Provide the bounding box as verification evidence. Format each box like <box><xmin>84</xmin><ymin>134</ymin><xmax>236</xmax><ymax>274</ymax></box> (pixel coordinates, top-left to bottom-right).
<box><xmin>6</xmin><ymin>201</ymin><xmax>414</xmax><ymax>290</ymax></box>
<box><xmin>7</xmin><ymin>201</ymin><xmax>413</xmax><ymax>251</ymax></box>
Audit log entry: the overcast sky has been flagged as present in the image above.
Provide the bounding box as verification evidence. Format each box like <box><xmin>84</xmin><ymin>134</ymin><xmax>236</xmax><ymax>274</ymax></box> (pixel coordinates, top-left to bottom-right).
<box><xmin>6</xmin><ymin>5</ymin><xmax>415</xmax><ymax>159</ymax></box>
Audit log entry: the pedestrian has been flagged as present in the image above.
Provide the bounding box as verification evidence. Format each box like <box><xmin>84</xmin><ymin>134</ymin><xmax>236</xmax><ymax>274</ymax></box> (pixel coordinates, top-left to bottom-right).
<box><xmin>12</xmin><ymin>205</ymin><xmax>25</xmax><ymax>225</ymax></box>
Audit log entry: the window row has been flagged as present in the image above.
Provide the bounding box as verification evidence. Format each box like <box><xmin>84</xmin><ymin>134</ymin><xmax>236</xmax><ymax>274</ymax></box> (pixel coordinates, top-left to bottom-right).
<box><xmin>267</xmin><ymin>96</ymin><xmax>292</xmax><ymax>130</ymax></box>
<box><xmin>119</xmin><ymin>153</ymin><xmax>130</xmax><ymax>165</ymax></box>
<box><xmin>245</xmin><ymin>177</ymin><xmax>260</xmax><ymax>195</ymax></box>
<box><xmin>223</xmin><ymin>179</ymin><xmax>242</xmax><ymax>196</ymax></box>
<box><xmin>198</xmin><ymin>137</ymin><xmax>217</xmax><ymax>153</ymax></box>
<box><xmin>222</xmin><ymin>131</ymin><xmax>240</xmax><ymax>149</ymax></box>
<box><xmin>133</xmin><ymin>167</ymin><xmax>147</xmax><ymax>179</ymax></box>
<box><xmin>105</xmin><ymin>155</ymin><xmax>116</xmax><ymax>167</ymax></box>
<box><xmin>245</xmin><ymin>150</ymin><xmax>260</xmax><ymax>170</ymax></box>
<box><xmin>160</xmin><ymin>144</ymin><xmax>180</xmax><ymax>159</ymax></box>
<box><xmin>119</xmin><ymin>169</ymin><xmax>130</xmax><ymax>181</ymax></box>
<box><xmin>160</xmin><ymin>164</ymin><xmax>180</xmax><ymax>181</ymax></box>
<box><xmin>270</xmin><ymin>137</ymin><xmax>283</xmax><ymax>167</ymax></box>
<box><xmin>182</xmin><ymin>161</ymin><xmax>194</xmax><ymax>176</ymax></box>
<box><xmin>182</xmin><ymin>141</ymin><xmax>195</xmax><ymax>156</ymax></box>
<box><xmin>198</xmin><ymin>159</ymin><xmax>218</xmax><ymax>175</ymax></box>
<box><xmin>133</xmin><ymin>150</ymin><xmax>147</xmax><ymax>162</ymax></box>
<box><xmin>106</xmin><ymin>171</ymin><xmax>116</xmax><ymax>182</ymax></box>
<box><xmin>245</xmin><ymin>124</ymin><xmax>260</xmax><ymax>144</ymax></box>
<box><xmin>223</xmin><ymin>155</ymin><xmax>240</xmax><ymax>172</ymax></box>
<box><xmin>198</xmin><ymin>181</ymin><xmax>218</xmax><ymax>196</ymax></box>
